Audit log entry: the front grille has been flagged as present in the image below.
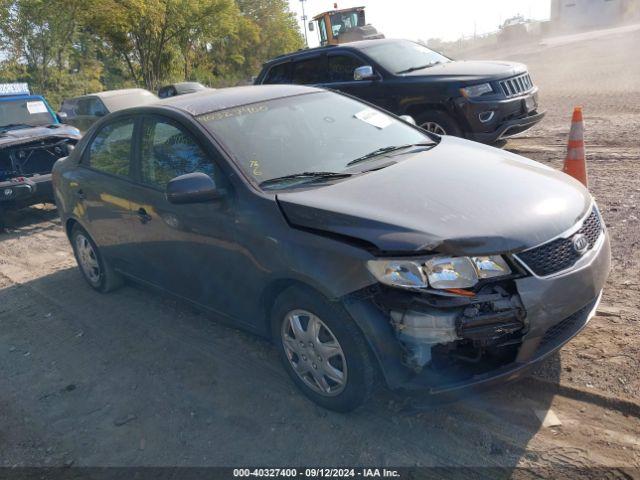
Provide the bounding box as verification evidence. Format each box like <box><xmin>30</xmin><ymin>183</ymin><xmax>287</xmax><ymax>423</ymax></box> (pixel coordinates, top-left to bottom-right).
<box><xmin>516</xmin><ymin>208</ymin><xmax>603</xmax><ymax>277</ymax></box>
<box><xmin>499</xmin><ymin>73</ymin><xmax>533</xmax><ymax>98</ymax></box>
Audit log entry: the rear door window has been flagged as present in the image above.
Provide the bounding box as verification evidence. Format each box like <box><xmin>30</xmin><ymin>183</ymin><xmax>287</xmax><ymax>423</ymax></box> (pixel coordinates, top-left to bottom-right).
<box><xmin>86</xmin><ymin>118</ymin><xmax>135</xmax><ymax>177</ymax></box>
<box><xmin>291</xmin><ymin>56</ymin><xmax>327</xmax><ymax>84</ymax></box>
<box><xmin>89</xmin><ymin>98</ymin><xmax>108</xmax><ymax>116</ymax></box>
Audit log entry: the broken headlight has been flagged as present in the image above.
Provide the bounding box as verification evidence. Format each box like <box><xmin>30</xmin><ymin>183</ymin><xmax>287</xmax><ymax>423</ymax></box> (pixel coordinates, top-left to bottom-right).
<box><xmin>367</xmin><ymin>255</ymin><xmax>511</xmax><ymax>290</ymax></box>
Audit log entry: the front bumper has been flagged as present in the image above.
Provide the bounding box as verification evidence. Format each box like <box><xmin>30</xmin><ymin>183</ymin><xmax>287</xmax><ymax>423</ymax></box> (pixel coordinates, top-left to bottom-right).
<box><xmin>404</xmin><ymin>292</ymin><xmax>601</xmax><ymax>394</ymax></box>
<box><xmin>457</xmin><ymin>89</ymin><xmax>546</xmax><ymax>143</ymax></box>
<box><xmin>344</xmin><ymin>230</ymin><xmax>611</xmax><ymax>393</ymax></box>
<box><xmin>0</xmin><ymin>174</ymin><xmax>53</xmax><ymax>209</ymax></box>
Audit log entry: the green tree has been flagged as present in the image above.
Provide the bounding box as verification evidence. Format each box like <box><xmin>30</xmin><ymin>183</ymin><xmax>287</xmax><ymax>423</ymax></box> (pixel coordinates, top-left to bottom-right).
<box><xmin>88</xmin><ymin>0</ymin><xmax>239</xmax><ymax>90</ymax></box>
<box><xmin>0</xmin><ymin>0</ymin><xmax>304</xmax><ymax>104</ymax></box>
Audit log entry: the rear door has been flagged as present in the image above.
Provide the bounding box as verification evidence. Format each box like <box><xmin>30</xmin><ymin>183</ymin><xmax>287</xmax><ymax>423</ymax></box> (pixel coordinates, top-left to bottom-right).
<box><xmin>124</xmin><ymin>114</ymin><xmax>242</xmax><ymax>318</ymax></box>
<box><xmin>73</xmin><ymin>116</ymin><xmax>139</xmax><ymax>269</ymax></box>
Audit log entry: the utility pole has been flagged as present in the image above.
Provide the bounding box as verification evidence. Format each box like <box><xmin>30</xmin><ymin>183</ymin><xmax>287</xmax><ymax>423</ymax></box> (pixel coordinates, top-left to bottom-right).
<box><xmin>300</xmin><ymin>0</ymin><xmax>309</xmax><ymax>48</ymax></box>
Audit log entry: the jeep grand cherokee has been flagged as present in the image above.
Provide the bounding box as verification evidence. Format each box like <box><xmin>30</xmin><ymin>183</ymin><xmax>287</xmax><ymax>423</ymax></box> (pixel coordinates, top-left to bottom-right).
<box><xmin>255</xmin><ymin>39</ymin><xmax>545</xmax><ymax>143</ymax></box>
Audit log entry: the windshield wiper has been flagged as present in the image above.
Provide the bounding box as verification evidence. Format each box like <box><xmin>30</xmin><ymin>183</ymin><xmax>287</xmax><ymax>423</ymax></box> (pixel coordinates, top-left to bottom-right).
<box><xmin>0</xmin><ymin>123</ymin><xmax>34</xmax><ymax>132</ymax></box>
<box><xmin>396</xmin><ymin>62</ymin><xmax>441</xmax><ymax>74</ymax></box>
<box><xmin>346</xmin><ymin>143</ymin><xmax>433</xmax><ymax>167</ymax></box>
<box><xmin>259</xmin><ymin>171</ymin><xmax>352</xmax><ymax>189</ymax></box>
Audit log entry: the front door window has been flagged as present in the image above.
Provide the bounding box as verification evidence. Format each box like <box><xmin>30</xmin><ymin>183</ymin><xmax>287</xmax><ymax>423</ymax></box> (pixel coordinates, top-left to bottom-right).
<box><xmin>140</xmin><ymin>118</ymin><xmax>217</xmax><ymax>188</ymax></box>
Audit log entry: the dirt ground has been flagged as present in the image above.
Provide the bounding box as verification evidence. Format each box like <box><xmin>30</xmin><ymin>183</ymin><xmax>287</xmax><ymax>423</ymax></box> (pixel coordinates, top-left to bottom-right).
<box><xmin>1</xmin><ymin>25</ymin><xmax>639</xmax><ymax>475</ymax></box>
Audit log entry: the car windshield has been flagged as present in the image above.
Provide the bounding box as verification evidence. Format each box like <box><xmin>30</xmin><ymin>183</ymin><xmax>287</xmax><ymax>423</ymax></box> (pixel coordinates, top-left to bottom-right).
<box><xmin>197</xmin><ymin>92</ymin><xmax>434</xmax><ymax>189</ymax></box>
<box><xmin>0</xmin><ymin>98</ymin><xmax>56</xmax><ymax>131</ymax></box>
<box><xmin>360</xmin><ymin>40</ymin><xmax>450</xmax><ymax>74</ymax></box>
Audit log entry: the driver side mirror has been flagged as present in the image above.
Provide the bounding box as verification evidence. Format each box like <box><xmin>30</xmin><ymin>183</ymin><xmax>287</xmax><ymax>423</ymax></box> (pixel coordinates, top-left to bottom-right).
<box><xmin>354</xmin><ymin>65</ymin><xmax>378</xmax><ymax>81</ymax></box>
<box><xmin>56</xmin><ymin>111</ymin><xmax>68</xmax><ymax>122</ymax></box>
<box><xmin>166</xmin><ymin>172</ymin><xmax>225</xmax><ymax>204</ymax></box>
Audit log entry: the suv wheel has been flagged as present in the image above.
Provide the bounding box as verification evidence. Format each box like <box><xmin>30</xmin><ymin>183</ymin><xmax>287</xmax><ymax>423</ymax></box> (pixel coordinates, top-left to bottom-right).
<box><xmin>71</xmin><ymin>225</ymin><xmax>123</xmax><ymax>293</ymax></box>
<box><xmin>271</xmin><ymin>286</ymin><xmax>376</xmax><ymax>412</ymax></box>
<box><xmin>416</xmin><ymin>111</ymin><xmax>462</xmax><ymax>137</ymax></box>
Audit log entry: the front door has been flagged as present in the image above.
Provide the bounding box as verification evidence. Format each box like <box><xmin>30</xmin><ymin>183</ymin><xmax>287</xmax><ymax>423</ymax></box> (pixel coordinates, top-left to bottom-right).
<box><xmin>323</xmin><ymin>53</ymin><xmax>392</xmax><ymax>111</ymax></box>
<box><xmin>125</xmin><ymin>114</ymin><xmax>242</xmax><ymax>320</ymax></box>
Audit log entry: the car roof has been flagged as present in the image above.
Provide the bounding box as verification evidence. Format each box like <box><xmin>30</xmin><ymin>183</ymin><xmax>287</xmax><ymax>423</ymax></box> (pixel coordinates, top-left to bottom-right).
<box><xmin>264</xmin><ymin>38</ymin><xmax>405</xmax><ymax>65</ymax></box>
<box><xmin>156</xmin><ymin>84</ymin><xmax>321</xmax><ymax>117</ymax></box>
<box><xmin>0</xmin><ymin>94</ymin><xmax>47</xmax><ymax>102</ymax></box>
<box><xmin>67</xmin><ymin>89</ymin><xmax>159</xmax><ymax>111</ymax></box>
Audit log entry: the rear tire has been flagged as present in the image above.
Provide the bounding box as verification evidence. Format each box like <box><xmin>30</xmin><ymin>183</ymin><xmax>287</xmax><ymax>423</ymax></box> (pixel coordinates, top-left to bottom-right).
<box><xmin>271</xmin><ymin>286</ymin><xmax>376</xmax><ymax>412</ymax></box>
<box><xmin>70</xmin><ymin>225</ymin><xmax>123</xmax><ymax>293</ymax></box>
<box><xmin>415</xmin><ymin>110</ymin><xmax>462</xmax><ymax>137</ymax></box>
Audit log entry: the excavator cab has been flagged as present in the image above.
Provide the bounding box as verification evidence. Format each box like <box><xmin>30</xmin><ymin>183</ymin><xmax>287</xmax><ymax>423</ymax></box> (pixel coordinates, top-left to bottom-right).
<box><xmin>310</xmin><ymin>6</ymin><xmax>384</xmax><ymax>46</ymax></box>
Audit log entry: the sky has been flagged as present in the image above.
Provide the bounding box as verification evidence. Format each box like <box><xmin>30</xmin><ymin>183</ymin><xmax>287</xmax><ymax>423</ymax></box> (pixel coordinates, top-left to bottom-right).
<box><xmin>288</xmin><ymin>0</ymin><xmax>551</xmax><ymax>47</ymax></box>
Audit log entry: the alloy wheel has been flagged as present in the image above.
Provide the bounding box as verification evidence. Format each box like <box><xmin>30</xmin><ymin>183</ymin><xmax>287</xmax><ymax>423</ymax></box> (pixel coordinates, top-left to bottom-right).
<box><xmin>421</xmin><ymin>121</ymin><xmax>447</xmax><ymax>135</ymax></box>
<box><xmin>281</xmin><ymin>309</ymin><xmax>347</xmax><ymax>396</ymax></box>
<box><xmin>75</xmin><ymin>234</ymin><xmax>101</xmax><ymax>285</ymax></box>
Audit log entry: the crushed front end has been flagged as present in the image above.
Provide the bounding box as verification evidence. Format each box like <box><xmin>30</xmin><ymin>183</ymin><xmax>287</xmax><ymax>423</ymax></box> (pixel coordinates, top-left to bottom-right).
<box><xmin>0</xmin><ymin>135</ymin><xmax>78</xmax><ymax>211</ymax></box>
<box><xmin>342</xmin><ymin>205</ymin><xmax>611</xmax><ymax>393</ymax></box>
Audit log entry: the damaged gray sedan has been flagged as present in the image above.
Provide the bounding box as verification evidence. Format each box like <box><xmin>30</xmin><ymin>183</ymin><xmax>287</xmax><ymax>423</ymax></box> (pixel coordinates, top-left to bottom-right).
<box><xmin>53</xmin><ymin>85</ymin><xmax>610</xmax><ymax>412</ymax></box>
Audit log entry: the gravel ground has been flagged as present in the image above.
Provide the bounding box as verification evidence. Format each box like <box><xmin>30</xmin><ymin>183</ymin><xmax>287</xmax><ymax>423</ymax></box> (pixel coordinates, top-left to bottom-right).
<box><xmin>467</xmin><ymin>25</ymin><xmax>640</xmax><ymax>402</ymax></box>
<box><xmin>0</xmin><ymin>25</ymin><xmax>639</xmax><ymax>474</ymax></box>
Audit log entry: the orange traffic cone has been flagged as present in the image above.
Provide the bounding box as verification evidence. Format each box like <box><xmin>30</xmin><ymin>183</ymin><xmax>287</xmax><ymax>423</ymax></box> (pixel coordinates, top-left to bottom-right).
<box><xmin>562</xmin><ymin>106</ymin><xmax>588</xmax><ymax>187</ymax></box>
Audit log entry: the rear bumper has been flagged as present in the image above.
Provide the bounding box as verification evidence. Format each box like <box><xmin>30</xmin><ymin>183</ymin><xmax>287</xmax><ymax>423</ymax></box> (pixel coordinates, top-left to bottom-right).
<box><xmin>0</xmin><ymin>174</ymin><xmax>53</xmax><ymax>209</ymax></box>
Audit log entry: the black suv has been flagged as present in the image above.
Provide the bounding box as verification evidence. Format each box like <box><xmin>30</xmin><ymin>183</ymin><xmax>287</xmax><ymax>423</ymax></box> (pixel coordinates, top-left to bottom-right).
<box><xmin>255</xmin><ymin>39</ymin><xmax>545</xmax><ymax>143</ymax></box>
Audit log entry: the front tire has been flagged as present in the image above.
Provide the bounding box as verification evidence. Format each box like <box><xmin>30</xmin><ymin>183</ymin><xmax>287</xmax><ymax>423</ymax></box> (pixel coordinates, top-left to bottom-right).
<box><xmin>271</xmin><ymin>286</ymin><xmax>376</xmax><ymax>412</ymax></box>
<box><xmin>70</xmin><ymin>225</ymin><xmax>123</xmax><ymax>293</ymax></box>
<box><xmin>415</xmin><ymin>110</ymin><xmax>462</xmax><ymax>137</ymax></box>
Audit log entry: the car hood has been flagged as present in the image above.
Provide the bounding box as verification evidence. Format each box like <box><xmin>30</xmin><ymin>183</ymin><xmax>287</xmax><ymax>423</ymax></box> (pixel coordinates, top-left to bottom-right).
<box><xmin>276</xmin><ymin>136</ymin><xmax>592</xmax><ymax>255</ymax></box>
<box><xmin>403</xmin><ymin>60</ymin><xmax>527</xmax><ymax>82</ymax></box>
<box><xmin>0</xmin><ymin>124</ymin><xmax>81</xmax><ymax>147</ymax></box>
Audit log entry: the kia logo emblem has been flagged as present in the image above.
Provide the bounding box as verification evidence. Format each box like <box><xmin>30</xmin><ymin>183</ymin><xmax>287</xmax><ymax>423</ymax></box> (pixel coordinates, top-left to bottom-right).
<box><xmin>572</xmin><ymin>234</ymin><xmax>589</xmax><ymax>255</ymax></box>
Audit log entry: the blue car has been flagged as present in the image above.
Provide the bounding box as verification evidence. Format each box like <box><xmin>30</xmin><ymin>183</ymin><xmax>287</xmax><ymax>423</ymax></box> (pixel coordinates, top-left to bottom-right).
<box><xmin>0</xmin><ymin>83</ymin><xmax>80</xmax><ymax>228</ymax></box>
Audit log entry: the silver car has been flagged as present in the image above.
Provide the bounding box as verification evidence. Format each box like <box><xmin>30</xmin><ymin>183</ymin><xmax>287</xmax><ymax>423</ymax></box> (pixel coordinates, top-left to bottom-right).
<box><xmin>59</xmin><ymin>88</ymin><xmax>158</xmax><ymax>132</ymax></box>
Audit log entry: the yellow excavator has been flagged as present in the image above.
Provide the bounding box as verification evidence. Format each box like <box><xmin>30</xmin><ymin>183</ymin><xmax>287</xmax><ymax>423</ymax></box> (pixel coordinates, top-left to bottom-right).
<box><xmin>309</xmin><ymin>5</ymin><xmax>384</xmax><ymax>46</ymax></box>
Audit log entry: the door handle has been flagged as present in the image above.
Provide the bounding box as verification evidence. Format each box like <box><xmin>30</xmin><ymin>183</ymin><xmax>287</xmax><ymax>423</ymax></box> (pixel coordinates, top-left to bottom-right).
<box><xmin>75</xmin><ymin>189</ymin><xmax>86</xmax><ymax>200</ymax></box>
<box><xmin>137</xmin><ymin>207</ymin><xmax>152</xmax><ymax>224</ymax></box>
